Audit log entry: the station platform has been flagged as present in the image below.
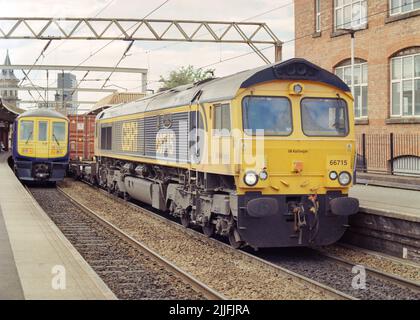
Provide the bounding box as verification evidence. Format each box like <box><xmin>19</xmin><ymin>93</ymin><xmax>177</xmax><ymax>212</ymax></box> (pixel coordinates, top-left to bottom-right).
<box><xmin>0</xmin><ymin>152</ymin><xmax>116</xmax><ymax>300</ymax></box>
<box><xmin>347</xmin><ymin>184</ymin><xmax>420</xmax><ymax>262</ymax></box>
<box><xmin>356</xmin><ymin>172</ymin><xmax>420</xmax><ymax>191</ymax></box>
<box><xmin>350</xmin><ymin>185</ymin><xmax>420</xmax><ymax>222</ymax></box>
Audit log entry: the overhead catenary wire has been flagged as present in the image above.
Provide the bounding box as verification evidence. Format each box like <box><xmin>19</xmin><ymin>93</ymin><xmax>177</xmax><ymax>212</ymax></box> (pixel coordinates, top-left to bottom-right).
<box><xmin>62</xmin><ymin>0</ymin><xmax>171</xmax><ymax>104</ymax></box>
<box><xmin>133</xmin><ymin>0</ymin><xmax>418</xmax><ymax>91</ymax></box>
<box><xmin>35</xmin><ymin>1</ymin><xmax>284</xmax><ymax>106</ymax></box>
<box><xmin>20</xmin><ymin>0</ymin><xmax>116</xmax><ymax>108</ymax></box>
<box><xmin>144</xmin><ymin>0</ymin><xmax>294</xmax><ymax>54</ymax></box>
<box><xmin>196</xmin><ymin>0</ymin><xmax>420</xmax><ymax>69</ymax></box>
<box><xmin>43</xmin><ymin>0</ymin><xmax>116</xmax><ymax>59</ymax></box>
<box><xmin>100</xmin><ymin>0</ymin><xmax>171</xmax><ymax>89</ymax></box>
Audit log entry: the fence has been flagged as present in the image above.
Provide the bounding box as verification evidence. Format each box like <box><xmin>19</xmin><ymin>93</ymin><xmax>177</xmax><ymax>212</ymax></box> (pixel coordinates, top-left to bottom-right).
<box><xmin>356</xmin><ymin>133</ymin><xmax>420</xmax><ymax>176</ymax></box>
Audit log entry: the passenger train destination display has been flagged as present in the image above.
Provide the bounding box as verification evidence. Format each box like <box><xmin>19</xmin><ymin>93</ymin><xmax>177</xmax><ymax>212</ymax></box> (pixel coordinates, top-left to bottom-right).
<box><xmin>0</xmin><ymin>0</ymin><xmax>418</xmax><ymax>312</ymax></box>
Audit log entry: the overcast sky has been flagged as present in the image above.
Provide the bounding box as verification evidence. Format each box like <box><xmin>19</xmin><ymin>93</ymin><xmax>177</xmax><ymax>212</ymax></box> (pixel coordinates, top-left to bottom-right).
<box><xmin>0</xmin><ymin>0</ymin><xmax>294</xmax><ymax>111</ymax></box>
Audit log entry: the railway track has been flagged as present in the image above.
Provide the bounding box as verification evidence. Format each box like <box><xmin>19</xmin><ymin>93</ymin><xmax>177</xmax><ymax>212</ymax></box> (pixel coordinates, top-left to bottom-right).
<box><xmin>319</xmin><ymin>251</ymin><xmax>420</xmax><ymax>293</ymax></box>
<box><xmin>64</xmin><ymin>179</ymin><xmax>420</xmax><ymax>300</ymax></box>
<box><xmin>27</xmin><ymin>185</ymin><xmax>223</xmax><ymax>300</ymax></box>
<box><xmin>59</xmin><ymin>180</ymin><xmax>358</xmax><ymax>300</ymax></box>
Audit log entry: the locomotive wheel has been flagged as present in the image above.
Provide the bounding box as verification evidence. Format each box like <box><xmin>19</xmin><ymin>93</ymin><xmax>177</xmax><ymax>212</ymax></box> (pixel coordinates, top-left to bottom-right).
<box><xmin>228</xmin><ymin>228</ymin><xmax>244</xmax><ymax>249</ymax></box>
<box><xmin>181</xmin><ymin>214</ymin><xmax>190</xmax><ymax>228</ymax></box>
<box><xmin>202</xmin><ymin>223</ymin><xmax>214</xmax><ymax>237</ymax></box>
<box><xmin>180</xmin><ymin>208</ymin><xmax>191</xmax><ymax>228</ymax></box>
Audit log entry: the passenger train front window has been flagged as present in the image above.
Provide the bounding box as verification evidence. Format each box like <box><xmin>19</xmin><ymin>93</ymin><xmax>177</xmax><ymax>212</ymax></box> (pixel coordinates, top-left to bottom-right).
<box><xmin>19</xmin><ymin>121</ymin><xmax>34</xmax><ymax>142</ymax></box>
<box><xmin>53</xmin><ymin>122</ymin><xmax>66</xmax><ymax>142</ymax></box>
<box><xmin>301</xmin><ymin>98</ymin><xmax>349</xmax><ymax>137</ymax></box>
<box><xmin>242</xmin><ymin>96</ymin><xmax>292</xmax><ymax>136</ymax></box>
<box><xmin>38</xmin><ymin>121</ymin><xmax>48</xmax><ymax>141</ymax></box>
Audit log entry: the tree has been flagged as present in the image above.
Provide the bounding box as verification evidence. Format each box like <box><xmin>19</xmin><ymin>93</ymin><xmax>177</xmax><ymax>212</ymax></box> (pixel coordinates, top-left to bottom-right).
<box><xmin>159</xmin><ymin>65</ymin><xmax>215</xmax><ymax>91</ymax></box>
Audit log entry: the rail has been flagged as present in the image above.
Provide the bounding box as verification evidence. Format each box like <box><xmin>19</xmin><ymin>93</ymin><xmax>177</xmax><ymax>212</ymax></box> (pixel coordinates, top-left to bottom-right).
<box><xmin>57</xmin><ymin>186</ymin><xmax>226</xmax><ymax>301</ymax></box>
<box><xmin>71</xmin><ymin>181</ymin><xmax>357</xmax><ymax>300</ymax></box>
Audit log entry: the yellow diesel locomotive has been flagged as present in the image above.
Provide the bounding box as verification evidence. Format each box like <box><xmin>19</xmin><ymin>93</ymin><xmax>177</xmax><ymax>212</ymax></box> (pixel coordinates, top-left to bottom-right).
<box><xmin>12</xmin><ymin>109</ymin><xmax>69</xmax><ymax>183</ymax></box>
<box><xmin>87</xmin><ymin>58</ymin><xmax>359</xmax><ymax>248</ymax></box>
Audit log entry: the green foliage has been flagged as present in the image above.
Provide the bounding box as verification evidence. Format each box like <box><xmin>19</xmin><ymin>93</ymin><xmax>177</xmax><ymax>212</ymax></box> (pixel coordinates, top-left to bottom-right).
<box><xmin>159</xmin><ymin>65</ymin><xmax>215</xmax><ymax>91</ymax></box>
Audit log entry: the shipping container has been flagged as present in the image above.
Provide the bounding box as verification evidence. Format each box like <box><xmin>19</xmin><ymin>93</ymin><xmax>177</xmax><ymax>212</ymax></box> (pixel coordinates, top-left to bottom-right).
<box><xmin>68</xmin><ymin>115</ymin><xmax>96</xmax><ymax>161</ymax></box>
<box><xmin>68</xmin><ymin>93</ymin><xmax>145</xmax><ymax>161</ymax></box>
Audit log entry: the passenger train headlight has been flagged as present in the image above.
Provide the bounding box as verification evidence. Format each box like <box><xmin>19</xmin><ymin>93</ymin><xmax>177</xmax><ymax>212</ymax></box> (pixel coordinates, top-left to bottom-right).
<box><xmin>293</xmin><ymin>84</ymin><xmax>303</xmax><ymax>94</ymax></box>
<box><xmin>259</xmin><ymin>170</ymin><xmax>268</xmax><ymax>181</ymax></box>
<box><xmin>338</xmin><ymin>171</ymin><xmax>352</xmax><ymax>186</ymax></box>
<box><xmin>244</xmin><ymin>171</ymin><xmax>258</xmax><ymax>186</ymax></box>
<box><xmin>329</xmin><ymin>171</ymin><xmax>338</xmax><ymax>180</ymax></box>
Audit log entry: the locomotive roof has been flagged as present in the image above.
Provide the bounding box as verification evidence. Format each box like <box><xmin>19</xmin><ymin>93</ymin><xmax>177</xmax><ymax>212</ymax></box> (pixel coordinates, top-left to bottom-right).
<box><xmin>98</xmin><ymin>58</ymin><xmax>350</xmax><ymax>120</ymax></box>
<box><xmin>17</xmin><ymin>108</ymin><xmax>68</xmax><ymax>120</ymax></box>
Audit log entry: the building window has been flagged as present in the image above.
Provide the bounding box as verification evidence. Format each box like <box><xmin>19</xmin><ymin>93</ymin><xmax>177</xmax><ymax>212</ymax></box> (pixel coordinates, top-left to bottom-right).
<box><xmin>315</xmin><ymin>0</ymin><xmax>321</xmax><ymax>32</ymax></box>
<box><xmin>391</xmin><ymin>49</ymin><xmax>420</xmax><ymax>117</ymax></box>
<box><xmin>334</xmin><ymin>0</ymin><xmax>367</xmax><ymax>30</ymax></box>
<box><xmin>390</xmin><ymin>0</ymin><xmax>420</xmax><ymax>15</ymax></box>
<box><xmin>335</xmin><ymin>59</ymin><xmax>368</xmax><ymax>118</ymax></box>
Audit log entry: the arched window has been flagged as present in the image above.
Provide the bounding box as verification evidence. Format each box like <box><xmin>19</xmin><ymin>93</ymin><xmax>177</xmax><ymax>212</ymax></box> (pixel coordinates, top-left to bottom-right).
<box><xmin>335</xmin><ymin>58</ymin><xmax>368</xmax><ymax>118</ymax></box>
<box><xmin>390</xmin><ymin>47</ymin><xmax>420</xmax><ymax>117</ymax></box>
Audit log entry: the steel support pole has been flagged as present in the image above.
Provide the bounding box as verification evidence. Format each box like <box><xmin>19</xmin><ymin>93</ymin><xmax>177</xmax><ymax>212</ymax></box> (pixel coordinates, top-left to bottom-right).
<box><xmin>274</xmin><ymin>42</ymin><xmax>282</xmax><ymax>63</ymax></box>
<box><xmin>350</xmin><ymin>32</ymin><xmax>355</xmax><ymax>96</ymax></box>
<box><xmin>142</xmin><ymin>72</ymin><xmax>148</xmax><ymax>93</ymax></box>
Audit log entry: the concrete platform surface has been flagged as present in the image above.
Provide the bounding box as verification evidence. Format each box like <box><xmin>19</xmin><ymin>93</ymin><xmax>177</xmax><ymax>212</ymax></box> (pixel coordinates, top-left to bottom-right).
<box><xmin>0</xmin><ymin>152</ymin><xmax>116</xmax><ymax>300</ymax></box>
<box><xmin>357</xmin><ymin>172</ymin><xmax>420</xmax><ymax>191</ymax></box>
<box><xmin>350</xmin><ymin>184</ymin><xmax>420</xmax><ymax>222</ymax></box>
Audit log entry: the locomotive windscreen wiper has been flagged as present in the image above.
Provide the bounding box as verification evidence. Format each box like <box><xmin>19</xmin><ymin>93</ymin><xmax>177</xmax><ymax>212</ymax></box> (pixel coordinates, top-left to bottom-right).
<box><xmin>53</xmin><ymin>133</ymin><xmax>60</xmax><ymax>146</ymax></box>
<box><xmin>25</xmin><ymin>131</ymin><xmax>33</xmax><ymax>144</ymax></box>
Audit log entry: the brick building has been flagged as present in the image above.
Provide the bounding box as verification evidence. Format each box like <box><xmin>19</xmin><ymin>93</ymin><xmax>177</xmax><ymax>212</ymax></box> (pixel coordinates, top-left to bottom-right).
<box><xmin>294</xmin><ymin>0</ymin><xmax>420</xmax><ymax>174</ymax></box>
<box><xmin>295</xmin><ymin>0</ymin><xmax>420</xmax><ymax>133</ymax></box>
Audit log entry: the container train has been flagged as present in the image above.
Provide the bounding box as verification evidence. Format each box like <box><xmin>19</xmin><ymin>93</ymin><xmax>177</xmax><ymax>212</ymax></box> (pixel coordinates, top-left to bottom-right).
<box><xmin>71</xmin><ymin>58</ymin><xmax>360</xmax><ymax>248</ymax></box>
<box><xmin>12</xmin><ymin>109</ymin><xmax>69</xmax><ymax>183</ymax></box>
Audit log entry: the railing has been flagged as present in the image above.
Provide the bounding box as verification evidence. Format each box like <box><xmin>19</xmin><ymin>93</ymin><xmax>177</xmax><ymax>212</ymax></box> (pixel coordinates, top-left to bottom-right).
<box><xmin>356</xmin><ymin>133</ymin><xmax>420</xmax><ymax>176</ymax></box>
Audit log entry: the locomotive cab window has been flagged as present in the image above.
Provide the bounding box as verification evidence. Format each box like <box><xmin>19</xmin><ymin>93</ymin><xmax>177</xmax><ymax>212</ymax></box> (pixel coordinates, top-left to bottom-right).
<box><xmin>214</xmin><ymin>103</ymin><xmax>231</xmax><ymax>135</ymax></box>
<box><xmin>19</xmin><ymin>120</ymin><xmax>34</xmax><ymax>141</ymax></box>
<box><xmin>242</xmin><ymin>96</ymin><xmax>292</xmax><ymax>136</ymax></box>
<box><xmin>301</xmin><ymin>98</ymin><xmax>349</xmax><ymax>137</ymax></box>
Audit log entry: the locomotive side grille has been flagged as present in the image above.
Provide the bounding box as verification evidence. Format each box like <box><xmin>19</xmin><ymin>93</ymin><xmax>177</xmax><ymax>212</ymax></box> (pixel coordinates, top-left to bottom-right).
<box><xmin>144</xmin><ymin>116</ymin><xmax>157</xmax><ymax>157</ymax></box>
<box><xmin>172</xmin><ymin>112</ymin><xmax>189</xmax><ymax>163</ymax></box>
<box><xmin>137</xmin><ymin>118</ymin><xmax>145</xmax><ymax>156</ymax></box>
<box><xmin>113</xmin><ymin>122</ymin><xmax>122</xmax><ymax>153</ymax></box>
<box><xmin>99</xmin><ymin>111</ymin><xmax>190</xmax><ymax>164</ymax></box>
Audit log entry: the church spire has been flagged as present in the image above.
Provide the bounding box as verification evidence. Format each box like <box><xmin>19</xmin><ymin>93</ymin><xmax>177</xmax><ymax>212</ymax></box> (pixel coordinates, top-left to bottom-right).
<box><xmin>1</xmin><ymin>50</ymin><xmax>18</xmax><ymax>81</ymax></box>
<box><xmin>4</xmin><ymin>50</ymin><xmax>11</xmax><ymax>66</ymax></box>
<box><xmin>0</xmin><ymin>50</ymin><xmax>20</xmax><ymax>108</ymax></box>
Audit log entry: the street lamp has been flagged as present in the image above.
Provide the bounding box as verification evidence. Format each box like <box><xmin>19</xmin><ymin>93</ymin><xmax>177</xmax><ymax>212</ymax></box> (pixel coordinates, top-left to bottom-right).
<box><xmin>336</xmin><ymin>28</ymin><xmax>357</xmax><ymax>96</ymax></box>
<box><xmin>337</xmin><ymin>24</ymin><xmax>367</xmax><ymax>95</ymax></box>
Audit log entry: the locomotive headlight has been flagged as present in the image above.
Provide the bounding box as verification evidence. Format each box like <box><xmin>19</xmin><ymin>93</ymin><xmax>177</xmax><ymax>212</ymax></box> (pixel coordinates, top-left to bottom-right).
<box><xmin>338</xmin><ymin>171</ymin><xmax>351</xmax><ymax>186</ymax></box>
<box><xmin>244</xmin><ymin>171</ymin><xmax>258</xmax><ymax>186</ymax></box>
<box><xmin>259</xmin><ymin>170</ymin><xmax>268</xmax><ymax>181</ymax></box>
<box><xmin>329</xmin><ymin>171</ymin><xmax>338</xmax><ymax>180</ymax></box>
